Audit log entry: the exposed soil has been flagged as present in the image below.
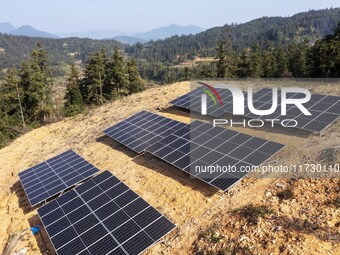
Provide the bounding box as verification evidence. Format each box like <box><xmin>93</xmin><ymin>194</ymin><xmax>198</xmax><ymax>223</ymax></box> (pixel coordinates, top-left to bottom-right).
<box><xmin>0</xmin><ymin>80</ymin><xmax>339</xmax><ymax>255</ymax></box>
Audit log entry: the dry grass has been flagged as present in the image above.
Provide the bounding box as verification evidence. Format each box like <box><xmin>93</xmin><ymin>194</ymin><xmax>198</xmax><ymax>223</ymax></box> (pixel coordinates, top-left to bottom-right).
<box><xmin>0</xmin><ymin>80</ymin><xmax>339</xmax><ymax>254</ymax></box>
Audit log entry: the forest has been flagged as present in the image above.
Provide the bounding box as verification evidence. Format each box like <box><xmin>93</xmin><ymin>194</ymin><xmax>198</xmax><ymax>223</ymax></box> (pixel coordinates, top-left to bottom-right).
<box><xmin>0</xmin><ymin>45</ymin><xmax>144</xmax><ymax>147</ymax></box>
<box><xmin>0</xmin><ymin>8</ymin><xmax>340</xmax><ymax>148</ymax></box>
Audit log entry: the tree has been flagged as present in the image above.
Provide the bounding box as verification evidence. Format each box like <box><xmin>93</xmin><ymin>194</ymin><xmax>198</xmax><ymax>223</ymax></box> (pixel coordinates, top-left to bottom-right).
<box><xmin>262</xmin><ymin>44</ymin><xmax>277</xmax><ymax>77</ymax></box>
<box><xmin>81</xmin><ymin>49</ymin><xmax>107</xmax><ymax>105</ymax></box>
<box><xmin>224</xmin><ymin>40</ymin><xmax>238</xmax><ymax>78</ymax></box>
<box><xmin>127</xmin><ymin>58</ymin><xmax>145</xmax><ymax>93</ymax></box>
<box><xmin>288</xmin><ymin>40</ymin><xmax>309</xmax><ymax>77</ymax></box>
<box><xmin>248</xmin><ymin>42</ymin><xmax>263</xmax><ymax>78</ymax></box>
<box><xmin>20</xmin><ymin>43</ymin><xmax>53</xmax><ymax>123</ymax></box>
<box><xmin>64</xmin><ymin>64</ymin><xmax>83</xmax><ymax>116</ymax></box>
<box><xmin>216</xmin><ymin>39</ymin><xmax>226</xmax><ymax>78</ymax></box>
<box><xmin>1</xmin><ymin>68</ymin><xmax>26</xmax><ymax>129</ymax></box>
<box><xmin>237</xmin><ymin>48</ymin><xmax>251</xmax><ymax>77</ymax></box>
<box><xmin>103</xmin><ymin>47</ymin><xmax>128</xmax><ymax>99</ymax></box>
<box><xmin>275</xmin><ymin>46</ymin><xmax>289</xmax><ymax>77</ymax></box>
<box><xmin>309</xmin><ymin>22</ymin><xmax>340</xmax><ymax>77</ymax></box>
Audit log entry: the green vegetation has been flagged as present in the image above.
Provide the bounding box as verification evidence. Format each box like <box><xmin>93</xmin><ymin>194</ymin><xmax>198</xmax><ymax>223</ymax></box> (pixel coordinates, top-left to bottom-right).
<box><xmin>135</xmin><ymin>21</ymin><xmax>340</xmax><ymax>81</ymax></box>
<box><xmin>0</xmin><ymin>34</ymin><xmax>122</xmax><ymax>71</ymax></box>
<box><xmin>234</xmin><ymin>205</ymin><xmax>273</xmax><ymax>225</ymax></box>
<box><xmin>319</xmin><ymin>148</ymin><xmax>338</xmax><ymax>163</ymax></box>
<box><xmin>80</xmin><ymin>47</ymin><xmax>145</xmax><ymax>105</ymax></box>
<box><xmin>0</xmin><ymin>43</ymin><xmax>52</xmax><ymax>147</ymax></box>
<box><xmin>0</xmin><ymin>45</ymin><xmax>145</xmax><ymax>148</ymax></box>
<box><xmin>126</xmin><ymin>9</ymin><xmax>340</xmax><ymax>81</ymax></box>
<box><xmin>64</xmin><ymin>64</ymin><xmax>83</xmax><ymax>117</ymax></box>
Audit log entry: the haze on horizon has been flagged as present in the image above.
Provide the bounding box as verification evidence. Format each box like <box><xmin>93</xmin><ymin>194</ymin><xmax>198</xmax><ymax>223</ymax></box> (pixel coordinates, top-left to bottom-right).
<box><xmin>0</xmin><ymin>0</ymin><xmax>339</xmax><ymax>33</ymax></box>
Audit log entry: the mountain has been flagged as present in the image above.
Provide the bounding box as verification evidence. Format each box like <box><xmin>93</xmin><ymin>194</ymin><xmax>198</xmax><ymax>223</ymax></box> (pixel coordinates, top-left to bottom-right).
<box><xmin>136</xmin><ymin>24</ymin><xmax>205</xmax><ymax>41</ymax></box>
<box><xmin>57</xmin><ymin>24</ymin><xmax>204</xmax><ymax>41</ymax></box>
<box><xmin>113</xmin><ymin>35</ymin><xmax>146</xmax><ymax>45</ymax></box>
<box><xmin>58</xmin><ymin>29</ymin><xmax>128</xmax><ymax>39</ymax></box>
<box><xmin>126</xmin><ymin>8</ymin><xmax>340</xmax><ymax>63</ymax></box>
<box><xmin>9</xmin><ymin>25</ymin><xmax>58</xmax><ymax>38</ymax></box>
<box><xmin>0</xmin><ymin>22</ymin><xmax>15</xmax><ymax>33</ymax></box>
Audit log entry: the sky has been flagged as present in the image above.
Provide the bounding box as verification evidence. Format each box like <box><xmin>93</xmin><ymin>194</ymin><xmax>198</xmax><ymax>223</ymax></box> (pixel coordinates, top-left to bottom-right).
<box><xmin>0</xmin><ymin>0</ymin><xmax>339</xmax><ymax>33</ymax></box>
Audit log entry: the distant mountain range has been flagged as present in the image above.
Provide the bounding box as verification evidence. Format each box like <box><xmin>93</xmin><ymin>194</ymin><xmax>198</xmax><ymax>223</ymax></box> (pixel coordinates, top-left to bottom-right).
<box><xmin>0</xmin><ymin>22</ymin><xmax>205</xmax><ymax>43</ymax></box>
<box><xmin>59</xmin><ymin>24</ymin><xmax>205</xmax><ymax>43</ymax></box>
<box><xmin>136</xmin><ymin>24</ymin><xmax>205</xmax><ymax>41</ymax></box>
<box><xmin>113</xmin><ymin>36</ymin><xmax>147</xmax><ymax>45</ymax></box>
<box><xmin>0</xmin><ymin>23</ymin><xmax>58</xmax><ymax>38</ymax></box>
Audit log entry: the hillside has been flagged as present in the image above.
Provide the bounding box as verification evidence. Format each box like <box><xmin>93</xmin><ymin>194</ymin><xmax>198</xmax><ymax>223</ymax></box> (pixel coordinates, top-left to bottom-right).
<box><xmin>0</xmin><ymin>34</ymin><xmax>122</xmax><ymax>70</ymax></box>
<box><xmin>126</xmin><ymin>8</ymin><xmax>340</xmax><ymax>63</ymax></box>
<box><xmin>0</xmin><ymin>81</ymin><xmax>339</xmax><ymax>255</ymax></box>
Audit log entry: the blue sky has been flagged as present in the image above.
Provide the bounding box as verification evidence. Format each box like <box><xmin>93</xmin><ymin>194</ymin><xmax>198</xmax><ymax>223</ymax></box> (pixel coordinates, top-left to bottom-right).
<box><xmin>1</xmin><ymin>0</ymin><xmax>339</xmax><ymax>33</ymax></box>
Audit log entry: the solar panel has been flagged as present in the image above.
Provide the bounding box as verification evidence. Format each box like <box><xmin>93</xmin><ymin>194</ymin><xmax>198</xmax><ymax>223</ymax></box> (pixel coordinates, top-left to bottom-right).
<box><xmin>38</xmin><ymin>170</ymin><xmax>176</xmax><ymax>255</ymax></box>
<box><xmin>18</xmin><ymin>150</ymin><xmax>100</xmax><ymax>206</ymax></box>
<box><xmin>171</xmin><ymin>87</ymin><xmax>340</xmax><ymax>133</ymax></box>
<box><xmin>146</xmin><ymin>120</ymin><xmax>284</xmax><ymax>191</ymax></box>
<box><xmin>103</xmin><ymin>110</ymin><xmax>187</xmax><ymax>153</ymax></box>
<box><xmin>170</xmin><ymin>87</ymin><xmax>228</xmax><ymax>117</ymax></box>
<box><xmin>242</xmin><ymin>88</ymin><xmax>340</xmax><ymax>133</ymax></box>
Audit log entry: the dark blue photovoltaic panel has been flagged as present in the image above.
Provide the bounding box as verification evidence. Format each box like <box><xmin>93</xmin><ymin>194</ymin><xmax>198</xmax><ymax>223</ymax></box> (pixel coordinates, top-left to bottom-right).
<box><xmin>103</xmin><ymin>111</ymin><xmax>187</xmax><ymax>153</ymax></box>
<box><xmin>18</xmin><ymin>150</ymin><xmax>100</xmax><ymax>206</ymax></box>
<box><xmin>171</xmin><ymin>86</ymin><xmax>340</xmax><ymax>133</ymax></box>
<box><xmin>38</xmin><ymin>170</ymin><xmax>175</xmax><ymax>255</ymax></box>
<box><xmin>240</xmin><ymin>88</ymin><xmax>340</xmax><ymax>133</ymax></box>
<box><xmin>146</xmin><ymin>120</ymin><xmax>284</xmax><ymax>191</ymax></box>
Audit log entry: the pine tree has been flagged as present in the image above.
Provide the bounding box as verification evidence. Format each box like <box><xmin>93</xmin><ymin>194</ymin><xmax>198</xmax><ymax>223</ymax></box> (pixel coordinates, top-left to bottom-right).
<box><xmin>309</xmin><ymin>22</ymin><xmax>340</xmax><ymax>77</ymax></box>
<box><xmin>103</xmin><ymin>47</ymin><xmax>128</xmax><ymax>99</ymax></box>
<box><xmin>216</xmin><ymin>39</ymin><xmax>226</xmax><ymax>78</ymax></box>
<box><xmin>20</xmin><ymin>43</ymin><xmax>53</xmax><ymax>123</ymax></box>
<box><xmin>64</xmin><ymin>64</ymin><xmax>83</xmax><ymax>116</ymax></box>
<box><xmin>248</xmin><ymin>42</ymin><xmax>263</xmax><ymax>78</ymax></box>
<box><xmin>262</xmin><ymin>44</ymin><xmax>277</xmax><ymax>77</ymax></box>
<box><xmin>1</xmin><ymin>68</ymin><xmax>26</xmax><ymax>129</ymax></box>
<box><xmin>82</xmin><ymin>49</ymin><xmax>107</xmax><ymax>105</ymax></box>
<box><xmin>288</xmin><ymin>40</ymin><xmax>309</xmax><ymax>77</ymax></box>
<box><xmin>237</xmin><ymin>48</ymin><xmax>251</xmax><ymax>77</ymax></box>
<box><xmin>127</xmin><ymin>58</ymin><xmax>145</xmax><ymax>94</ymax></box>
<box><xmin>224</xmin><ymin>40</ymin><xmax>238</xmax><ymax>78</ymax></box>
<box><xmin>275</xmin><ymin>46</ymin><xmax>289</xmax><ymax>77</ymax></box>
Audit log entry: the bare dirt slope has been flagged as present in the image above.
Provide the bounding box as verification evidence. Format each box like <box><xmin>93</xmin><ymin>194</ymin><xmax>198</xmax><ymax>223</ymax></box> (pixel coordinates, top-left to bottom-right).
<box><xmin>0</xmin><ymin>81</ymin><xmax>339</xmax><ymax>255</ymax></box>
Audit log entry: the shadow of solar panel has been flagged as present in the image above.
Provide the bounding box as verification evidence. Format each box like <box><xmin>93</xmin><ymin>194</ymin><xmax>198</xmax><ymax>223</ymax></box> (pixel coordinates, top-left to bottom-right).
<box><xmin>37</xmin><ymin>170</ymin><xmax>175</xmax><ymax>255</ymax></box>
<box><xmin>171</xmin><ymin>87</ymin><xmax>340</xmax><ymax>134</ymax></box>
<box><xmin>103</xmin><ymin>111</ymin><xmax>187</xmax><ymax>153</ymax></box>
<box><xmin>18</xmin><ymin>150</ymin><xmax>100</xmax><ymax>206</ymax></box>
<box><xmin>146</xmin><ymin>120</ymin><xmax>284</xmax><ymax>191</ymax></box>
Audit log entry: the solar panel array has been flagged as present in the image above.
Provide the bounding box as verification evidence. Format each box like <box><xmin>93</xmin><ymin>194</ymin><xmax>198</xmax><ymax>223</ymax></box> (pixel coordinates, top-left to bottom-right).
<box><xmin>170</xmin><ymin>87</ymin><xmax>340</xmax><ymax>133</ymax></box>
<box><xmin>146</xmin><ymin>120</ymin><xmax>284</xmax><ymax>191</ymax></box>
<box><xmin>19</xmin><ymin>150</ymin><xmax>100</xmax><ymax>206</ymax></box>
<box><xmin>103</xmin><ymin>111</ymin><xmax>187</xmax><ymax>153</ymax></box>
<box><xmin>38</xmin><ymin>171</ymin><xmax>175</xmax><ymax>255</ymax></box>
<box><xmin>243</xmin><ymin>88</ymin><xmax>340</xmax><ymax>133</ymax></box>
